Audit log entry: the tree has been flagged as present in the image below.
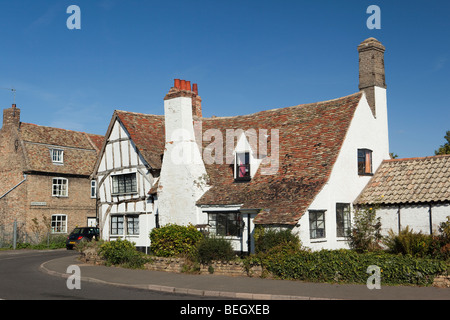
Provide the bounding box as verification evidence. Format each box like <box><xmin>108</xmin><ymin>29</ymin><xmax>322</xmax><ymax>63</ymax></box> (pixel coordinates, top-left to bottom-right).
<box><xmin>435</xmin><ymin>130</ymin><xmax>450</xmax><ymax>155</ymax></box>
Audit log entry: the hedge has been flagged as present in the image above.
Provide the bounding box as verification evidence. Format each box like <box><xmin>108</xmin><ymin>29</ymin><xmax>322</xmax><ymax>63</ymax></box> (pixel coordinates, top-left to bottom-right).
<box><xmin>245</xmin><ymin>245</ymin><xmax>448</xmax><ymax>286</ymax></box>
<box><xmin>149</xmin><ymin>224</ymin><xmax>203</xmax><ymax>258</ymax></box>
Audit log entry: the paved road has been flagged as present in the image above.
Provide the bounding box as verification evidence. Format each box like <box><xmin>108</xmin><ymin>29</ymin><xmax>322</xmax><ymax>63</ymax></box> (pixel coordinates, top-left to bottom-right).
<box><xmin>0</xmin><ymin>249</ymin><xmax>207</xmax><ymax>300</ymax></box>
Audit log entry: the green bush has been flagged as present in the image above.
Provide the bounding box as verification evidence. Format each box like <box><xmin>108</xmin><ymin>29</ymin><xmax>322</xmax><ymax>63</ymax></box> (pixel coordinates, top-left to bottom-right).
<box><xmin>384</xmin><ymin>227</ymin><xmax>433</xmax><ymax>258</ymax></box>
<box><xmin>196</xmin><ymin>236</ymin><xmax>235</xmax><ymax>264</ymax></box>
<box><xmin>254</xmin><ymin>227</ymin><xmax>301</xmax><ymax>254</ymax></box>
<box><xmin>98</xmin><ymin>238</ymin><xmax>149</xmax><ymax>269</ymax></box>
<box><xmin>245</xmin><ymin>246</ymin><xmax>447</xmax><ymax>286</ymax></box>
<box><xmin>149</xmin><ymin>224</ymin><xmax>203</xmax><ymax>258</ymax></box>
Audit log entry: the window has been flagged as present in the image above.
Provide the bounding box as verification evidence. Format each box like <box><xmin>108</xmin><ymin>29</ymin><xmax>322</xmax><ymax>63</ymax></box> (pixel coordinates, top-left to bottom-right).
<box><xmin>358</xmin><ymin>149</ymin><xmax>373</xmax><ymax>175</ymax></box>
<box><xmin>111</xmin><ymin>216</ymin><xmax>123</xmax><ymax>235</ymax></box>
<box><xmin>50</xmin><ymin>149</ymin><xmax>64</xmax><ymax>164</ymax></box>
<box><xmin>235</xmin><ymin>152</ymin><xmax>250</xmax><ymax>181</ymax></box>
<box><xmin>111</xmin><ymin>215</ymin><xmax>139</xmax><ymax>236</ymax></box>
<box><xmin>309</xmin><ymin>210</ymin><xmax>326</xmax><ymax>239</ymax></box>
<box><xmin>112</xmin><ymin>173</ymin><xmax>137</xmax><ymax>195</ymax></box>
<box><xmin>91</xmin><ymin>180</ymin><xmax>97</xmax><ymax>198</ymax></box>
<box><xmin>208</xmin><ymin>212</ymin><xmax>243</xmax><ymax>237</ymax></box>
<box><xmin>51</xmin><ymin>215</ymin><xmax>67</xmax><ymax>233</ymax></box>
<box><xmin>127</xmin><ymin>215</ymin><xmax>140</xmax><ymax>235</ymax></box>
<box><xmin>336</xmin><ymin>203</ymin><xmax>351</xmax><ymax>238</ymax></box>
<box><xmin>52</xmin><ymin>178</ymin><xmax>68</xmax><ymax>197</ymax></box>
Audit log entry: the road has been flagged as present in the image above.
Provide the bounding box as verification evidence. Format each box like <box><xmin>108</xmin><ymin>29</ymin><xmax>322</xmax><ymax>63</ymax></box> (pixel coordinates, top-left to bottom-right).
<box><xmin>0</xmin><ymin>249</ymin><xmax>205</xmax><ymax>300</ymax></box>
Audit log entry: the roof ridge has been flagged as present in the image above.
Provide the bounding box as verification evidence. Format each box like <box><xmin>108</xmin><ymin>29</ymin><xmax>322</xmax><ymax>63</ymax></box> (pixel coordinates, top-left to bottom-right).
<box><xmin>115</xmin><ymin>109</ymin><xmax>164</xmax><ymax>117</ymax></box>
<box><xmin>203</xmin><ymin>91</ymin><xmax>362</xmax><ymax>120</ymax></box>
<box><xmin>384</xmin><ymin>154</ymin><xmax>450</xmax><ymax>163</ymax></box>
<box><xmin>20</xmin><ymin>122</ymin><xmax>102</xmax><ymax>137</ymax></box>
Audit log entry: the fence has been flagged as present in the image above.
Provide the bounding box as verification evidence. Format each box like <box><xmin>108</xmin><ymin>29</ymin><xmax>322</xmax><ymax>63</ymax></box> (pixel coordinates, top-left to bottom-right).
<box><xmin>0</xmin><ymin>221</ymin><xmax>66</xmax><ymax>249</ymax></box>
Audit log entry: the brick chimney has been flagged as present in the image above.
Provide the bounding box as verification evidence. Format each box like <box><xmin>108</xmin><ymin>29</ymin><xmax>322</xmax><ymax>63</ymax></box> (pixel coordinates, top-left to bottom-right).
<box><xmin>358</xmin><ymin>37</ymin><xmax>386</xmax><ymax>117</ymax></box>
<box><xmin>2</xmin><ymin>104</ymin><xmax>21</xmax><ymax>130</ymax></box>
<box><xmin>165</xmin><ymin>79</ymin><xmax>202</xmax><ymax>118</ymax></box>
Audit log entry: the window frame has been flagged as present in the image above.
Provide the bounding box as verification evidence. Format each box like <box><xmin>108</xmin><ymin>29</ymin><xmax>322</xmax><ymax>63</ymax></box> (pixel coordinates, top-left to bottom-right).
<box><xmin>358</xmin><ymin>149</ymin><xmax>373</xmax><ymax>176</ymax></box>
<box><xmin>50</xmin><ymin>149</ymin><xmax>64</xmax><ymax>164</ymax></box>
<box><xmin>52</xmin><ymin>178</ymin><xmax>68</xmax><ymax>197</ymax></box>
<box><xmin>235</xmin><ymin>152</ymin><xmax>251</xmax><ymax>182</ymax></box>
<box><xmin>110</xmin><ymin>215</ymin><xmax>139</xmax><ymax>236</ymax></box>
<box><xmin>208</xmin><ymin>212</ymin><xmax>244</xmax><ymax>237</ymax></box>
<box><xmin>336</xmin><ymin>203</ymin><xmax>351</xmax><ymax>238</ymax></box>
<box><xmin>111</xmin><ymin>173</ymin><xmax>138</xmax><ymax>195</ymax></box>
<box><xmin>90</xmin><ymin>180</ymin><xmax>97</xmax><ymax>198</ymax></box>
<box><xmin>309</xmin><ymin>210</ymin><xmax>326</xmax><ymax>240</ymax></box>
<box><xmin>51</xmin><ymin>214</ymin><xmax>67</xmax><ymax>234</ymax></box>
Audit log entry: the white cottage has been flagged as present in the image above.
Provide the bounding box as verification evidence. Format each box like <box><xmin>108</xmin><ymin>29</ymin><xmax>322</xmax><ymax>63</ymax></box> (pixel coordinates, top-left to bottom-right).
<box><xmin>94</xmin><ymin>38</ymin><xmax>393</xmax><ymax>252</ymax></box>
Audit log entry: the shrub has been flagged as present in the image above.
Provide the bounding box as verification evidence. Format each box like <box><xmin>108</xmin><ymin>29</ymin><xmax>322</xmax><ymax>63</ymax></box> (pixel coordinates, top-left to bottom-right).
<box><xmin>149</xmin><ymin>224</ymin><xmax>203</xmax><ymax>258</ymax></box>
<box><xmin>254</xmin><ymin>227</ymin><xmax>301</xmax><ymax>254</ymax></box>
<box><xmin>384</xmin><ymin>227</ymin><xmax>432</xmax><ymax>258</ymax></box>
<box><xmin>349</xmin><ymin>206</ymin><xmax>382</xmax><ymax>252</ymax></box>
<box><xmin>98</xmin><ymin>238</ymin><xmax>149</xmax><ymax>268</ymax></box>
<box><xmin>196</xmin><ymin>236</ymin><xmax>235</xmax><ymax>264</ymax></box>
<box><xmin>246</xmin><ymin>246</ymin><xmax>447</xmax><ymax>286</ymax></box>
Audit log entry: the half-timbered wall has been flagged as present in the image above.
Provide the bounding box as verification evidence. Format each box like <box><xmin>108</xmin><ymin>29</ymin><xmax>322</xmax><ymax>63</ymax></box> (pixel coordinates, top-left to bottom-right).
<box><xmin>97</xmin><ymin>119</ymin><xmax>156</xmax><ymax>250</ymax></box>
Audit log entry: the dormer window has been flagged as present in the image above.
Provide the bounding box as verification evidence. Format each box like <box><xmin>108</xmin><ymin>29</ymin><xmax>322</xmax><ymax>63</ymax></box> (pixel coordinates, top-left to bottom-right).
<box><xmin>51</xmin><ymin>149</ymin><xmax>64</xmax><ymax>164</ymax></box>
<box><xmin>235</xmin><ymin>152</ymin><xmax>251</xmax><ymax>181</ymax></box>
<box><xmin>358</xmin><ymin>149</ymin><xmax>373</xmax><ymax>175</ymax></box>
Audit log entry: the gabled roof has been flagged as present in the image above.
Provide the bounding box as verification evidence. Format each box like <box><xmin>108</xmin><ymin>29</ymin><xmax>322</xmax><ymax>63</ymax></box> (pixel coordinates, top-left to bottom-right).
<box><xmin>19</xmin><ymin>123</ymin><xmax>104</xmax><ymax>176</ymax></box>
<box><xmin>197</xmin><ymin>92</ymin><xmax>363</xmax><ymax>225</ymax></box>
<box><xmin>355</xmin><ymin>154</ymin><xmax>450</xmax><ymax>205</ymax></box>
<box><xmin>93</xmin><ymin>110</ymin><xmax>165</xmax><ymax>175</ymax></box>
<box><xmin>115</xmin><ymin>111</ymin><xmax>165</xmax><ymax>169</ymax></box>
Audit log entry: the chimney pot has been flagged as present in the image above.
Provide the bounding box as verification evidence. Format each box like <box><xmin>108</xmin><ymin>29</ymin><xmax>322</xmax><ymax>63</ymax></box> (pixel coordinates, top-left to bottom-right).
<box><xmin>180</xmin><ymin>80</ymin><xmax>186</xmax><ymax>90</ymax></box>
<box><xmin>186</xmin><ymin>81</ymin><xmax>191</xmax><ymax>91</ymax></box>
<box><xmin>174</xmin><ymin>79</ymin><xmax>181</xmax><ymax>89</ymax></box>
<box><xmin>193</xmin><ymin>83</ymin><xmax>198</xmax><ymax>95</ymax></box>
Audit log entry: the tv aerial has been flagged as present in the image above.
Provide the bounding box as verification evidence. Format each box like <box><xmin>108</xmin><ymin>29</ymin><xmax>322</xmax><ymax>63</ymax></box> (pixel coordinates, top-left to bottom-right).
<box><xmin>1</xmin><ymin>87</ymin><xmax>16</xmax><ymax>104</ymax></box>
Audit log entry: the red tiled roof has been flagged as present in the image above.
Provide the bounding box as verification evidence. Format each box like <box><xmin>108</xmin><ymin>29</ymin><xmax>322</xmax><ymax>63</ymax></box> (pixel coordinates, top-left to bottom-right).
<box><xmin>355</xmin><ymin>154</ymin><xmax>450</xmax><ymax>205</ymax></box>
<box><xmin>19</xmin><ymin>123</ymin><xmax>104</xmax><ymax>176</ymax></box>
<box><xmin>115</xmin><ymin>110</ymin><xmax>165</xmax><ymax>169</ymax></box>
<box><xmin>197</xmin><ymin>92</ymin><xmax>363</xmax><ymax>225</ymax></box>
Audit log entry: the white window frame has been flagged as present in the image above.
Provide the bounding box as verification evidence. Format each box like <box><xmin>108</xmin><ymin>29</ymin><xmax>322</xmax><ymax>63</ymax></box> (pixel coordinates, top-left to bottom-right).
<box><xmin>50</xmin><ymin>149</ymin><xmax>64</xmax><ymax>164</ymax></box>
<box><xmin>52</xmin><ymin>178</ymin><xmax>68</xmax><ymax>197</ymax></box>
<box><xmin>51</xmin><ymin>214</ymin><xmax>67</xmax><ymax>234</ymax></box>
<box><xmin>91</xmin><ymin>180</ymin><xmax>97</xmax><ymax>198</ymax></box>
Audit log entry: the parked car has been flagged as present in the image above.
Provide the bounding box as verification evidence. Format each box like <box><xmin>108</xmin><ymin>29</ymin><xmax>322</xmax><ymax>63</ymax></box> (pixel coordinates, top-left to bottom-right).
<box><xmin>66</xmin><ymin>227</ymin><xmax>100</xmax><ymax>250</ymax></box>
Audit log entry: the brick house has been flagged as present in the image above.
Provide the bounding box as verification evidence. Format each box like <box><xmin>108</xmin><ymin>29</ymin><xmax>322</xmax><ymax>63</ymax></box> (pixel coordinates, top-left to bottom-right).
<box><xmin>0</xmin><ymin>104</ymin><xmax>104</xmax><ymax>243</ymax></box>
<box><xmin>94</xmin><ymin>38</ymin><xmax>393</xmax><ymax>252</ymax></box>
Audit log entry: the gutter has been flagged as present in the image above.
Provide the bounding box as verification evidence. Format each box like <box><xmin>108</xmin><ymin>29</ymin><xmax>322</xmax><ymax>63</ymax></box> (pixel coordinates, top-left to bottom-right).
<box><xmin>0</xmin><ymin>174</ymin><xmax>28</xmax><ymax>200</ymax></box>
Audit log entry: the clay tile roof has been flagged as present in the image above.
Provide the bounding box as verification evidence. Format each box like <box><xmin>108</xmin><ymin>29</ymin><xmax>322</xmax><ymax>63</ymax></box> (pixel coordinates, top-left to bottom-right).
<box><xmin>19</xmin><ymin>123</ymin><xmax>104</xmax><ymax>176</ymax></box>
<box><xmin>355</xmin><ymin>154</ymin><xmax>450</xmax><ymax>205</ymax></box>
<box><xmin>197</xmin><ymin>92</ymin><xmax>363</xmax><ymax>225</ymax></box>
<box><xmin>115</xmin><ymin>110</ymin><xmax>165</xmax><ymax>169</ymax></box>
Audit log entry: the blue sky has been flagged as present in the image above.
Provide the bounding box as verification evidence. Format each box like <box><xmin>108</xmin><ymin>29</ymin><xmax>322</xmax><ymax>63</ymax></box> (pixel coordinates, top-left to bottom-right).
<box><xmin>0</xmin><ymin>0</ymin><xmax>448</xmax><ymax>158</ymax></box>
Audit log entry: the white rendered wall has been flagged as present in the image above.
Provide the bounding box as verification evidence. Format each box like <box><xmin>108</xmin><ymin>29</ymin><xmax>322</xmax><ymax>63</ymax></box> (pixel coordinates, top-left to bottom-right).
<box><xmin>294</xmin><ymin>88</ymin><xmax>390</xmax><ymax>250</ymax></box>
<box><xmin>157</xmin><ymin>96</ymin><xmax>210</xmax><ymax>227</ymax></box>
